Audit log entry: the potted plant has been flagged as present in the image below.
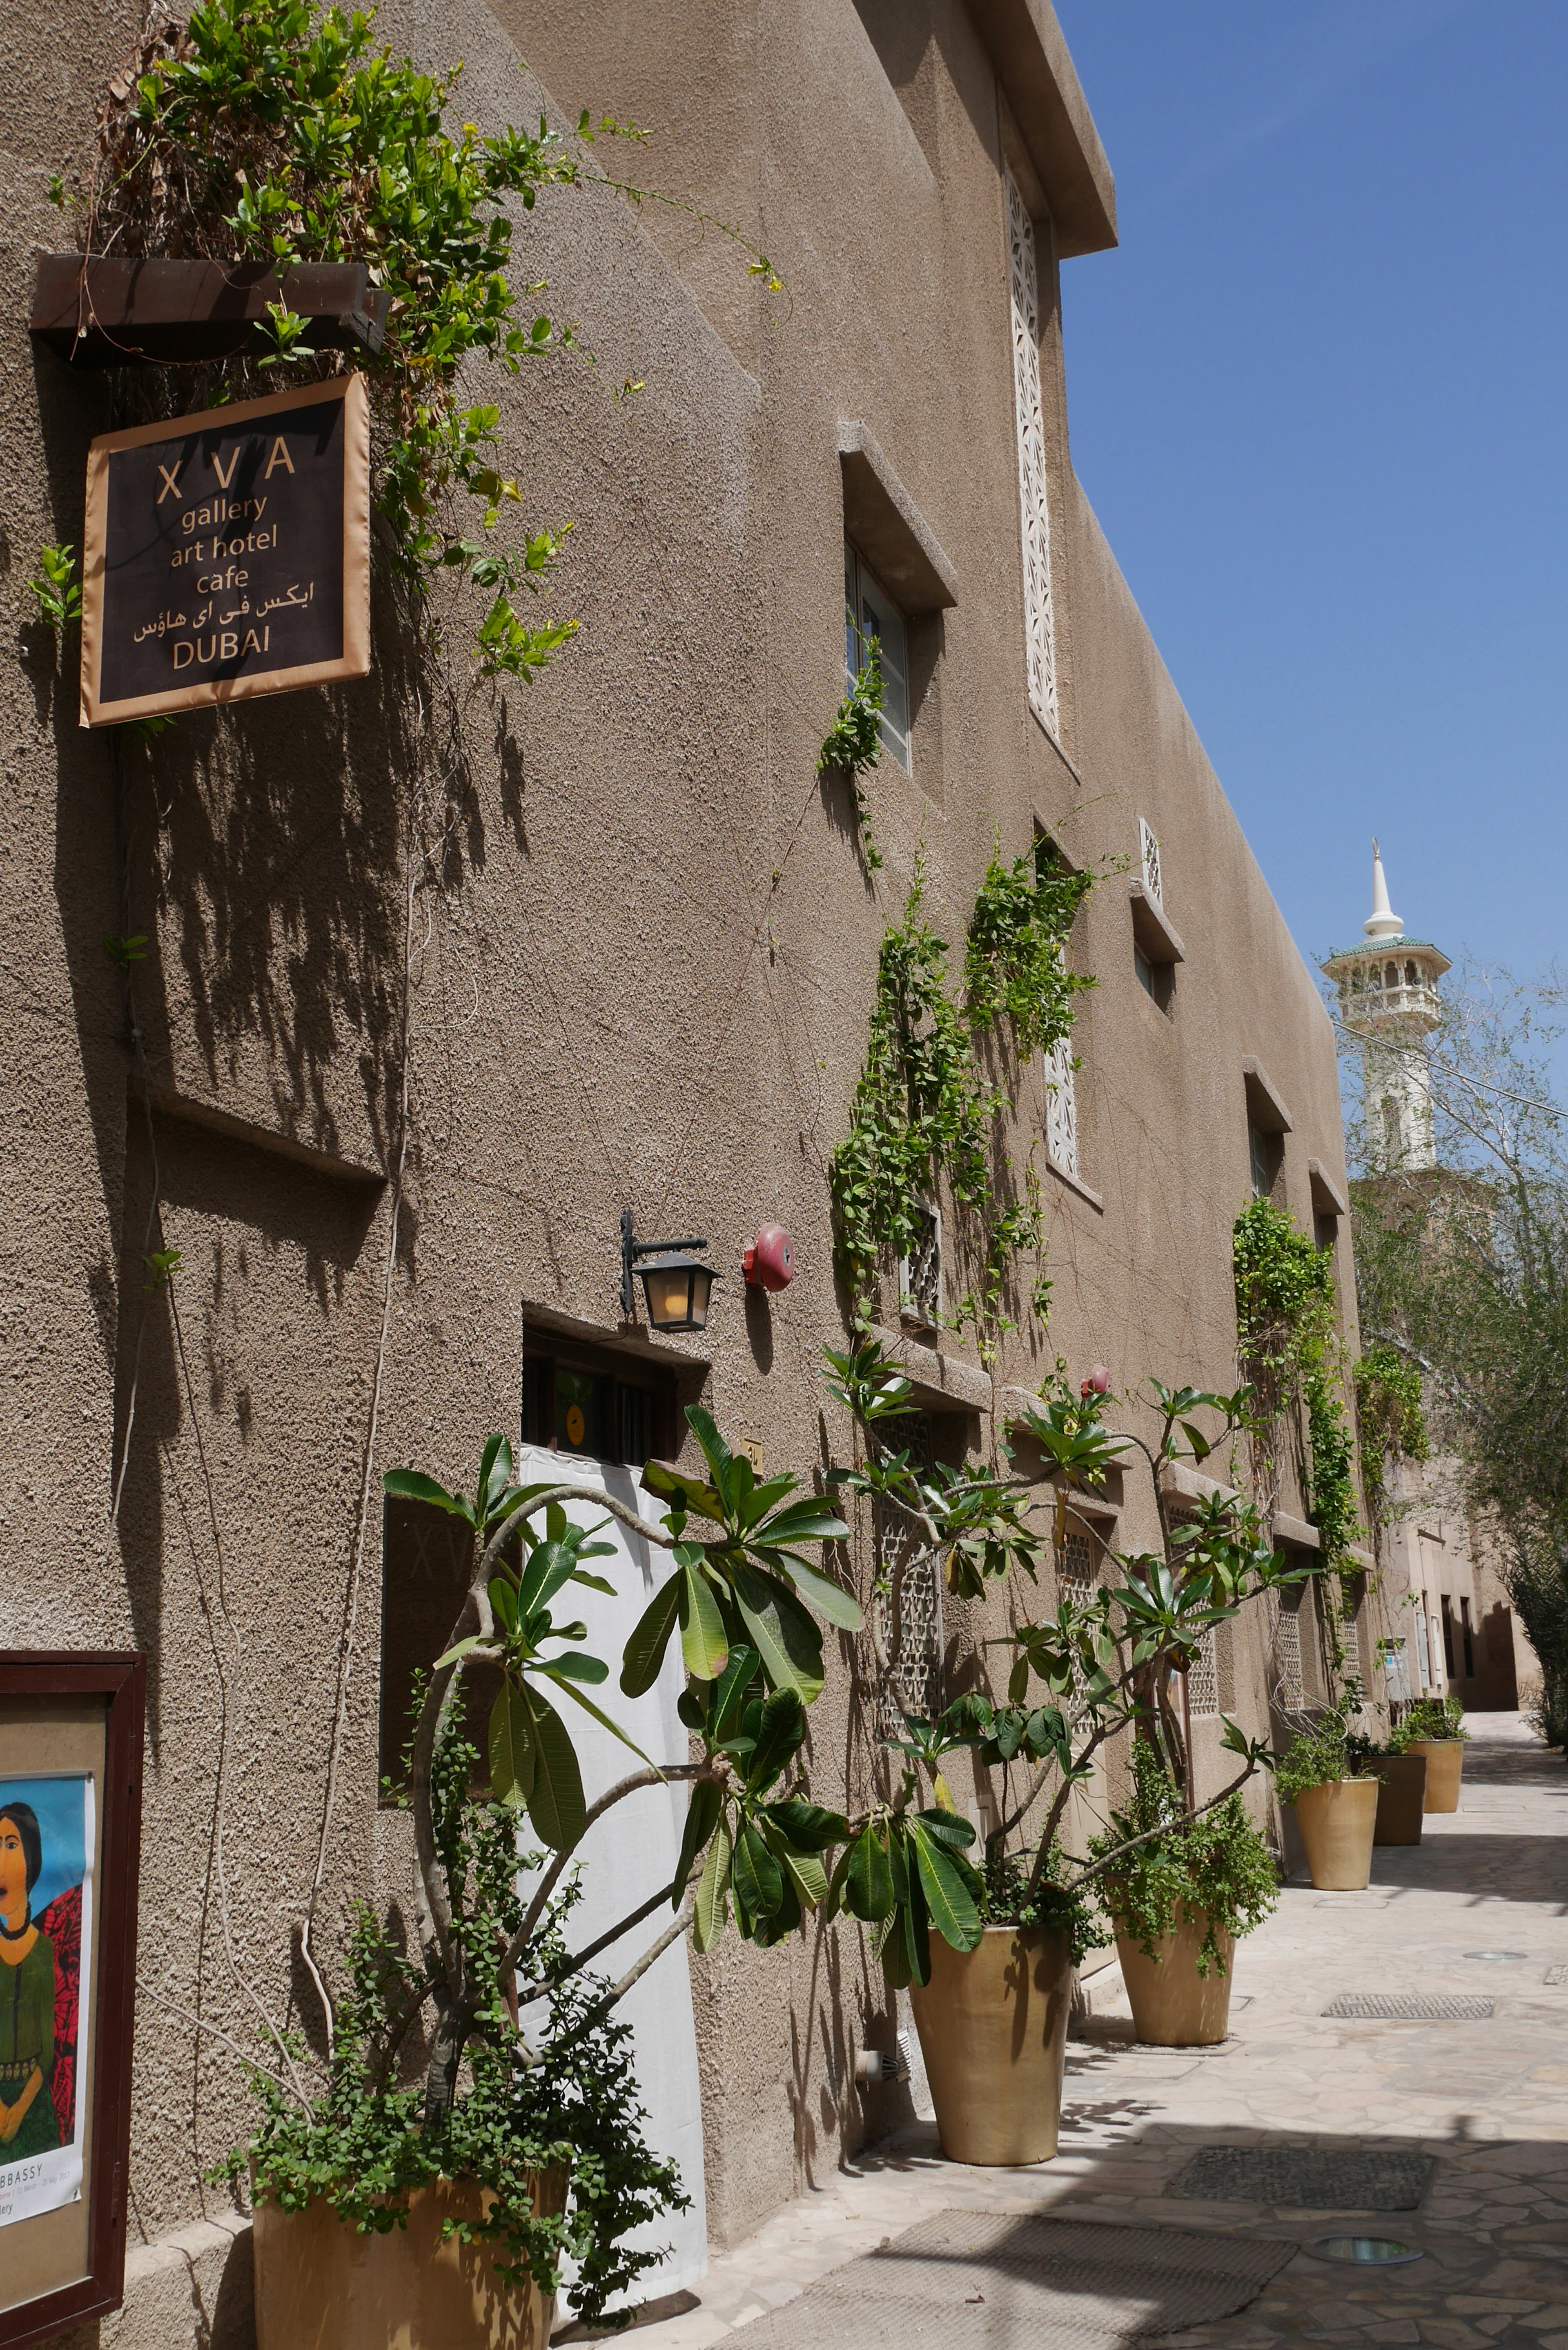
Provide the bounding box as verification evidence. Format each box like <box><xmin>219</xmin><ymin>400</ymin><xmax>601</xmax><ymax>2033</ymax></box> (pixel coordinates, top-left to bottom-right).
<box><xmin>1395</xmin><ymin>1693</ymin><xmax>1469</xmax><ymax>1812</ymax></box>
<box><xmin>1272</xmin><ymin>1709</ymin><xmax>1379</xmax><ymax>1887</ymax></box>
<box><xmin>234</xmin><ymin>1412</ymin><xmax>885</xmax><ymax>2348</ymax></box>
<box><xmin>827</xmin><ymin>1358</ymin><xmax>1319</xmax><ymax>2163</ymax></box>
<box><xmin>1091</xmin><ymin>1741</ymin><xmax>1278</xmax><ymax>2047</ymax></box>
<box><xmin>1356</xmin><ymin>1729</ymin><xmax>1427</xmax><ymax>1846</ymax></box>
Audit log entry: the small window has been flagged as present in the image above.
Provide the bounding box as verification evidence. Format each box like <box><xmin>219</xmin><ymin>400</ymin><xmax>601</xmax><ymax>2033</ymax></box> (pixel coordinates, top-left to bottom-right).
<box><xmin>845</xmin><ymin>539</ymin><xmax>911</xmax><ymax>771</ymax></box>
<box><xmin>1134</xmin><ymin>942</ymin><xmax>1155</xmax><ymax>999</ymax></box>
<box><xmin>1459</xmin><ymin>1596</ymin><xmax>1475</xmax><ymax>1677</ymax></box>
<box><xmin>1248</xmin><ymin>1122</ymin><xmax>1272</xmax><ymax>1199</ymax></box>
<box><xmin>522</xmin><ymin>1329</ymin><xmax>676</xmax><ymax>1468</ymax></box>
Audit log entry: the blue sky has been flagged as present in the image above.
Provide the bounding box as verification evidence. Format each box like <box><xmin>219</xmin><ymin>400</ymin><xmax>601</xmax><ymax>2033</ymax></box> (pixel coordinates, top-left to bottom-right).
<box><xmin>1051</xmin><ymin>0</ymin><xmax>1565</xmax><ymax>994</ymax></box>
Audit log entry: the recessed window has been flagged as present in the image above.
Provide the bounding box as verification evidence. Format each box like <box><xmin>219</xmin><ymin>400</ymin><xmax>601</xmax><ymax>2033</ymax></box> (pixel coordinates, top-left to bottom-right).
<box><xmin>900</xmin><ymin>1201</ymin><xmax>941</xmax><ymax>1333</ymax></box>
<box><xmin>521</xmin><ymin>1329</ymin><xmax>676</xmax><ymax>1468</ymax></box>
<box><xmin>845</xmin><ymin>539</ymin><xmax>911</xmax><ymax>771</ymax></box>
<box><xmin>1248</xmin><ymin>1123</ymin><xmax>1273</xmax><ymax>1200</ymax></box>
<box><xmin>1134</xmin><ymin>943</ymin><xmax>1155</xmax><ymax>998</ymax></box>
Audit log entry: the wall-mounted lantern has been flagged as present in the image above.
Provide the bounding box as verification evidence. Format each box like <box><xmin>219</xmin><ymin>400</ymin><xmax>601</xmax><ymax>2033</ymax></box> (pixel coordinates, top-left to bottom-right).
<box><xmin>621</xmin><ymin>1210</ymin><xmax>719</xmax><ymax>1334</ymax></box>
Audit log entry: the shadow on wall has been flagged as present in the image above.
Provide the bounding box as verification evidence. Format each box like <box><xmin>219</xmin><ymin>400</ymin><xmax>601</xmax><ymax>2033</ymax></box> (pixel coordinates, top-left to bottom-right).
<box><xmin>113</xmin><ymin>1104</ymin><xmax>382</xmax><ymax>1754</ymax></box>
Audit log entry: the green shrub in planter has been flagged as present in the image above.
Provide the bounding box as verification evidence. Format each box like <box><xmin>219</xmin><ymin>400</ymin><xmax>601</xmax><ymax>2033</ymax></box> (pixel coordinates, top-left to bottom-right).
<box><xmin>1271</xmin><ymin>1708</ymin><xmax>1372</xmax><ymax>1805</ymax></box>
<box><xmin>1091</xmin><ymin>1741</ymin><xmax>1278</xmax><ymax>1976</ymax></box>
<box><xmin>1390</xmin><ymin>1693</ymin><xmax>1468</xmax><ymax>1747</ymax></box>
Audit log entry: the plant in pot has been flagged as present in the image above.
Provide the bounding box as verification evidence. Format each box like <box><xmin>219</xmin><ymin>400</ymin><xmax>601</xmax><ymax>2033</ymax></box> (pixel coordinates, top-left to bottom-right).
<box><xmin>828</xmin><ymin>1356</ymin><xmax>1318</xmax><ymax>2161</ymax></box>
<box><xmin>232</xmin><ymin>1412</ymin><xmax>881</xmax><ymax>2348</ymax></box>
<box><xmin>1271</xmin><ymin>1707</ymin><xmax>1380</xmax><ymax>1888</ymax></box>
<box><xmin>1349</xmin><ymin>1720</ymin><xmax>1428</xmax><ymax>1847</ymax></box>
<box><xmin>1393</xmin><ymin>1692</ymin><xmax>1468</xmax><ymax>1813</ymax></box>
<box><xmin>1090</xmin><ymin>1739</ymin><xmax>1278</xmax><ymax>2047</ymax></box>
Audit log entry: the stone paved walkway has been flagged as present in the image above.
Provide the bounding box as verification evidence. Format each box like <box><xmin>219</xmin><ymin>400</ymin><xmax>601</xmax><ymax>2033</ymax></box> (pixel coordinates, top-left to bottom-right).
<box><xmin>608</xmin><ymin>1714</ymin><xmax>1568</xmax><ymax>2350</ymax></box>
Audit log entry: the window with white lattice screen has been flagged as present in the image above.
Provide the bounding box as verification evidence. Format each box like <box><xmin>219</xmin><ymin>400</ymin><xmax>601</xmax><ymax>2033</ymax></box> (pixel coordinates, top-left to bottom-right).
<box><xmin>1139</xmin><ymin>818</ymin><xmax>1163</xmax><ymax>907</ymax></box>
<box><xmin>873</xmin><ymin>1415</ymin><xmax>941</xmax><ymax>1738</ymax></box>
<box><xmin>899</xmin><ymin>1201</ymin><xmax>941</xmax><ymax>1334</ymax></box>
<box><xmin>1004</xmin><ymin>171</ymin><xmax>1058</xmax><ymax>739</ymax></box>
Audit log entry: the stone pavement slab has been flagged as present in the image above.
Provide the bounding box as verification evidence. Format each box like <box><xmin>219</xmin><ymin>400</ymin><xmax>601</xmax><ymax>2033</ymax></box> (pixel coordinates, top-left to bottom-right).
<box><xmin>597</xmin><ymin>1716</ymin><xmax>1568</xmax><ymax>2350</ymax></box>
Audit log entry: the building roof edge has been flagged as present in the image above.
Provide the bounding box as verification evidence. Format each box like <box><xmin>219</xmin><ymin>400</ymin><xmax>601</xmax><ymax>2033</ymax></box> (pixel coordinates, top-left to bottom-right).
<box><xmin>968</xmin><ymin>0</ymin><xmax>1118</xmax><ymax>255</ymax></box>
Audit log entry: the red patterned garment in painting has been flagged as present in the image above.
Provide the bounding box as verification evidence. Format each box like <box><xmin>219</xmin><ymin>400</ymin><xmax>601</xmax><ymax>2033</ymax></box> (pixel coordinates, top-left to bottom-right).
<box><xmin>39</xmin><ymin>1882</ymin><xmax>82</xmax><ymax>2143</ymax></box>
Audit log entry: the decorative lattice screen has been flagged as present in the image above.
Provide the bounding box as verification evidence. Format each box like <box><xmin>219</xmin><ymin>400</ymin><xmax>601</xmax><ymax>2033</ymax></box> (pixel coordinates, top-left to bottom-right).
<box><xmin>873</xmin><ymin>1417</ymin><xmax>940</xmax><ymax>1740</ymax></box>
<box><xmin>1139</xmin><ymin>817</ymin><xmax>1163</xmax><ymax>907</ymax></box>
<box><xmin>1004</xmin><ymin>171</ymin><xmax>1059</xmax><ymax>738</ymax></box>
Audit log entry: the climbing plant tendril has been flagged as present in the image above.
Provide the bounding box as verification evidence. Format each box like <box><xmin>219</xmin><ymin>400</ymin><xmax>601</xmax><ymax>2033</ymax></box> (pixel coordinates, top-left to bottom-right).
<box><xmin>829</xmin><ymin>846</ymin><xmax>1094</xmax><ymax>1357</ymax></box>
<box><xmin>67</xmin><ymin>0</ymin><xmax>782</xmax><ymax>678</ymax></box>
<box><xmin>1232</xmin><ymin>1197</ymin><xmax>1362</xmax><ymax>1633</ymax></box>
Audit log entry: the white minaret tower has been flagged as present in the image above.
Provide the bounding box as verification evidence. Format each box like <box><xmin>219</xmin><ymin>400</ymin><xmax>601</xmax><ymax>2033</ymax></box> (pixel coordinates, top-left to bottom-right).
<box><xmin>1322</xmin><ymin>842</ymin><xmax>1450</xmax><ymax>1172</ymax></box>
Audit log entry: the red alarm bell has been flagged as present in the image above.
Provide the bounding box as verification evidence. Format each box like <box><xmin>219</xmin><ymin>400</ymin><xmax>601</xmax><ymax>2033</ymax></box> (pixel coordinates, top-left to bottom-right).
<box><xmin>743</xmin><ymin>1224</ymin><xmax>794</xmax><ymax>1291</ymax></box>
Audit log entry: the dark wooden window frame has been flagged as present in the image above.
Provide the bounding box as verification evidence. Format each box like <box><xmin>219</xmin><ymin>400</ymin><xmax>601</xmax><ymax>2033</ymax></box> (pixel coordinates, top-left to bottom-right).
<box><xmin>521</xmin><ymin>1327</ymin><xmax>679</xmax><ymax>1470</ymax></box>
<box><xmin>0</xmin><ymin>1652</ymin><xmax>145</xmax><ymax>2350</ymax></box>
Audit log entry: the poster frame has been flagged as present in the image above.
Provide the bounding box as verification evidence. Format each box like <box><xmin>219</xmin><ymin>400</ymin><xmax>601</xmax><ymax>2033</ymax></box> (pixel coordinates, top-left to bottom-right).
<box><xmin>0</xmin><ymin>1653</ymin><xmax>145</xmax><ymax>2350</ymax></box>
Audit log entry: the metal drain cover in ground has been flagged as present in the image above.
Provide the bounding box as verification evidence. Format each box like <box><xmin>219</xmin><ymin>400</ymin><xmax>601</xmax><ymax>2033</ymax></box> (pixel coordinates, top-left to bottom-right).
<box><xmin>727</xmin><ymin>2212</ymin><xmax>1297</xmax><ymax>2348</ymax></box>
<box><xmin>1323</xmin><ymin>1992</ymin><xmax>1495</xmax><ymax>2020</ymax></box>
<box><xmin>1169</xmin><ymin>2147</ymin><xmax>1434</xmax><ymax>2211</ymax></box>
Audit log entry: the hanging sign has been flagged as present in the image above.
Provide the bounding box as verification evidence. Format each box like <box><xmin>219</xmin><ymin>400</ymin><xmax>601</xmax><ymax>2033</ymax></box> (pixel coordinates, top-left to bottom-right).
<box><xmin>79</xmin><ymin>373</ymin><xmax>370</xmax><ymax>728</ymax></box>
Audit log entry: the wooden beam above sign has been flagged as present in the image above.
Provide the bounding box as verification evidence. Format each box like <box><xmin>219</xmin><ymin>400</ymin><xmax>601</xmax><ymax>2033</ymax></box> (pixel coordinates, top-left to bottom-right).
<box><xmin>30</xmin><ymin>256</ymin><xmax>390</xmax><ymax>367</ymax></box>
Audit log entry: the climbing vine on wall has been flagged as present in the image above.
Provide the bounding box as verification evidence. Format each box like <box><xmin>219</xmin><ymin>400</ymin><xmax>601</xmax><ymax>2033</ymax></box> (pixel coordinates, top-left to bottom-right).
<box><xmin>828</xmin><ymin>846</ymin><xmax>1094</xmax><ymax>1357</ymax></box>
<box><xmin>1354</xmin><ymin>1341</ymin><xmax>1430</xmax><ymax>1554</ymax></box>
<box><xmin>62</xmin><ymin>0</ymin><xmax>780</xmax><ymax>678</ymax></box>
<box><xmin>1232</xmin><ymin>1196</ymin><xmax>1362</xmax><ymax>1614</ymax></box>
<box><xmin>818</xmin><ymin>644</ymin><xmax>886</xmax><ymax>871</ymax></box>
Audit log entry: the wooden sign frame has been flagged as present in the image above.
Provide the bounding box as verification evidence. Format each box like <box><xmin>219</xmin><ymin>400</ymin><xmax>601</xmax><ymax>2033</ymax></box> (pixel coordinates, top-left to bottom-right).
<box><xmin>0</xmin><ymin>1653</ymin><xmax>144</xmax><ymax>2350</ymax></box>
<box><xmin>79</xmin><ymin>374</ymin><xmax>370</xmax><ymax>727</ymax></box>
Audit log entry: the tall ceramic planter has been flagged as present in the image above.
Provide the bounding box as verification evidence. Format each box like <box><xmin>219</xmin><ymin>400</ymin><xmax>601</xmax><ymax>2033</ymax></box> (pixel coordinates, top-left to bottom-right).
<box><xmin>1292</xmin><ymin>1777</ymin><xmax>1378</xmax><ymax>1889</ymax></box>
<box><xmin>1371</xmin><ymin>1754</ymin><xmax>1427</xmax><ymax>1845</ymax></box>
<box><xmin>253</xmin><ymin>2171</ymin><xmax>568</xmax><ymax>2350</ymax></box>
<box><xmin>1114</xmin><ymin>1903</ymin><xmax>1234</xmax><ymax>2047</ymax></box>
<box><xmin>1408</xmin><ymin>1737</ymin><xmax>1464</xmax><ymax>1813</ymax></box>
<box><xmin>909</xmin><ymin>1925</ymin><xmax>1073</xmax><ymax>2165</ymax></box>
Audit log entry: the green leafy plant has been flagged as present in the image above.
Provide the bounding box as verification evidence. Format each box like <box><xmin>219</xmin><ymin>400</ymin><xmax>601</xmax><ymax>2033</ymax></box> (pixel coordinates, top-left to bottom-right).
<box><xmin>1354</xmin><ymin>1341</ymin><xmax>1430</xmax><ymax>1550</ymax></box>
<box><xmin>1092</xmin><ymin>1740</ymin><xmax>1278</xmax><ymax>1975</ymax></box>
<box><xmin>828</xmin><ymin>855</ymin><xmax>1087</xmax><ymax>1354</ymax></box>
<box><xmin>29</xmin><ymin>542</ymin><xmax>80</xmax><ymax>632</ymax></box>
<box><xmin>1270</xmin><ymin>1705</ymin><xmax>1368</xmax><ymax>1804</ymax></box>
<box><xmin>819</xmin><ymin>643</ymin><xmax>885</xmax><ymax>870</ymax></box>
<box><xmin>1233</xmin><ymin>1197</ymin><xmax>1363</xmax><ymax>1657</ymax></box>
<box><xmin>1390</xmin><ymin>1692</ymin><xmax>1467</xmax><ymax>1746</ymax></box>
<box><xmin>77</xmin><ymin>0</ymin><xmax>776</xmax><ymax>678</ymax></box>
<box><xmin>230</xmin><ymin>1691</ymin><xmax>686</xmax><ymax>2325</ymax></box>
<box><xmin>964</xmin><ymin>836</ymin><xmax>1094</xmax><ymax>1058</ymax></box>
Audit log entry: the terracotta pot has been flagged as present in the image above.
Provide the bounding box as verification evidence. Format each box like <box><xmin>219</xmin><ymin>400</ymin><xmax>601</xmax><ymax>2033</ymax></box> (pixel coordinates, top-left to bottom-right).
<box><xmin>1407</xmin><ymin>1737</ymin><xmax>1464</xmax><ymax>1813</ymax></box>
<box><xmin>909</xmin><ymin>1924</ymin><xmax>1073</xmax><ymax>2165</ymax></box>
<box><xmin>1114</xmin><ymin>1903</ymin><xmax>1234</xmax><ymax>2047</ymax></box>
<box><xmin>1292</xmin><ymin>1777</ymin><xmax>1379</xmax><ymax>1889</ymax></box>
<box><xmin>1371</xmin><ymin>1753</ymin><xmax>1427</xmax><ymax>1844</ymax></box>
<box><xmin>253</xmin><ymin>2170</ymin><xmax>568</xmax><ymax>2350</ymax></box>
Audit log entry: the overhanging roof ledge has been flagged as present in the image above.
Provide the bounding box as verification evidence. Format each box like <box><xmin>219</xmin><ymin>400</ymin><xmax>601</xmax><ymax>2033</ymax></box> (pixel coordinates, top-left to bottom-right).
<box><xmin>968</xmin><ymin>0</ymin><xmax>1117</xmax><ymax>256</ymax></box>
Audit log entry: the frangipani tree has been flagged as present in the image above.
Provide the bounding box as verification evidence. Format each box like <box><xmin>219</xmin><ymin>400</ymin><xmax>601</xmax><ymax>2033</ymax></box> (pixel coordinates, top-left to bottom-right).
<box><xmin>242</xmin><ymin>1348</ymin><xmax>1326</xmax><ymax>2319</ymax></box>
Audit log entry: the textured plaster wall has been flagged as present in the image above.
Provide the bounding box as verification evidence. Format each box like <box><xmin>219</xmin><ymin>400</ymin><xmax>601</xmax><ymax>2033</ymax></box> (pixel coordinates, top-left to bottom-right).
<box><xmin>1</xmin><ymin>1</ymin><xmax>1367</xmax><ymax>2343</ymax></box>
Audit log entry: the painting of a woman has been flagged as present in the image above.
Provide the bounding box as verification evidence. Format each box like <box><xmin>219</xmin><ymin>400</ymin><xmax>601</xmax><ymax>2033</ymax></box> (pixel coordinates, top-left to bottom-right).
<box><xmin>0</xmin><ymin>1802</ymin><xmax>59</xmax><ymax>2162</ymax></box>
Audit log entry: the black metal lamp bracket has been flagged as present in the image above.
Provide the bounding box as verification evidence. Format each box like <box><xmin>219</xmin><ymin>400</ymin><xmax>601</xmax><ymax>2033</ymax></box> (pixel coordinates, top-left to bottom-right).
<box><xmin>620</xmin><ymin>1208</ymin><xmax>708</xmax><ymax>1319</ymax></box>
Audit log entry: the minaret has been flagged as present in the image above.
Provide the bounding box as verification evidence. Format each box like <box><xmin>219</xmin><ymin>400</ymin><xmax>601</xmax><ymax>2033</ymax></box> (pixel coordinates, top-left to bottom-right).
<box><xmin>1322</xmin><ymin>842</ymin><xmax>1450</xmax><ymax>1172</ymax></box>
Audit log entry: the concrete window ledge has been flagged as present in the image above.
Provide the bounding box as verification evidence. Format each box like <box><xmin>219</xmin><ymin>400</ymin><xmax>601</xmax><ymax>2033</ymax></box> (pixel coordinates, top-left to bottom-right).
<box><xmin>1345</xmin><ymin>1545</ymin><xmax>1376</xmax><ymax>1575</ymax></box>
<box><xmin>1271</xmin><ymin>1511</ymin><xmax>1322</xmax><ymax>1552</ymax></box>
<box><xmin>1242</xmin><ymin>1056</ymin><xmax>1294</xmax><ymax>1135</ymax></box>
<box><xmin>1129</xmin><ymin>880</ymin><xmax>1186</xmax><ymax>965</ymax></box>
<box><xmin>1158</xmin><ymin>1458</ymin><xmax>1238</xmax><ymax>1511</ymax></box>
<box><xmin>1308</xmin><ymin>1157</ymin><xmax>1350</xmax><ymax>1218</ymax></box>
<box><xmin>1045</xmin><ymin>1154</ymin><xmax>1102</xmax><ymax>1212</ymax></box>
<box><xmin>871</xmin><ymin>1324</ymin><xmax>989</xmax><ymax>1414</ymax></box>
<box><xmin>837</xmin><ymin>422</ymin><xmax>958</xmax><ymax>614</ymax></box>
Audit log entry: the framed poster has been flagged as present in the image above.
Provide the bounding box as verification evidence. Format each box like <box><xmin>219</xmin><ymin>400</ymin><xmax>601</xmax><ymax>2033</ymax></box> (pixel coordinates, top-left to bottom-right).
<box><xmin>78</xmin><ymin>373</ymin><xmax>370</xmax><ymax>727</ymax></box>
<box><xmin>0</xmin><ymin>1655</ymin><xmax>144</xmax><ymax>2350</ymax></box>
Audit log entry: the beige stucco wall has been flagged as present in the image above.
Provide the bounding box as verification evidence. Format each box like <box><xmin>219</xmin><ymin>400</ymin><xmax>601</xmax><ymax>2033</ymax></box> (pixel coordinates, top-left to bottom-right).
<box><xmin>2</xmin><ymin>4</ymin><xmax>1372</xmax><ymax>2344</ymax></box>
